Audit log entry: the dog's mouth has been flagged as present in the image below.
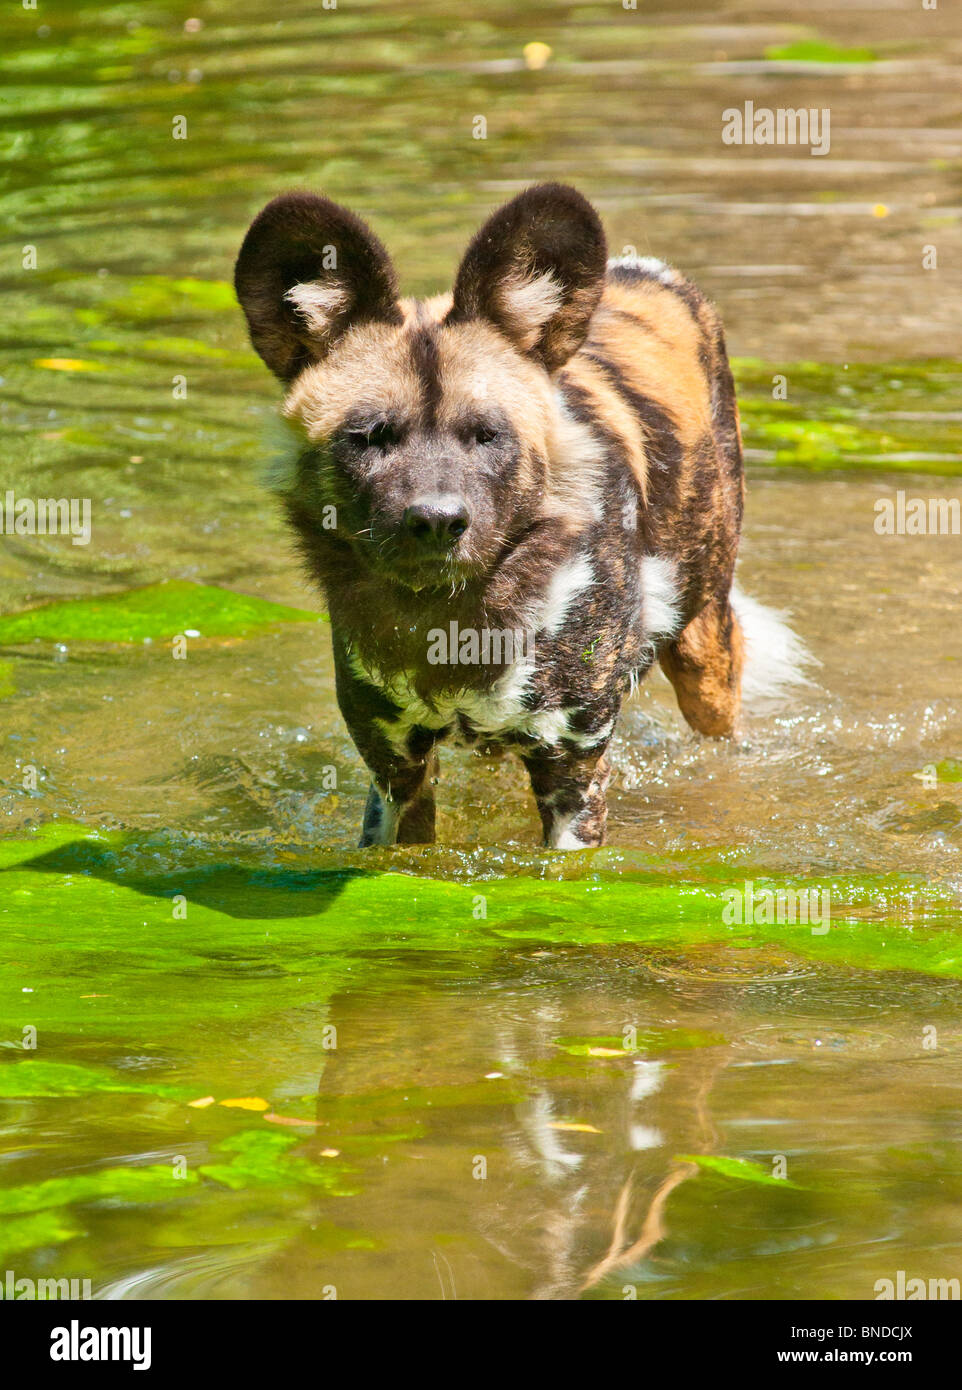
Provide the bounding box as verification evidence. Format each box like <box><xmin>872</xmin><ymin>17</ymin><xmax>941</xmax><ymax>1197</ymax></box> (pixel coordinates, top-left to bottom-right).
<box><xmin>389</xmin><ymin>555</ymin><xmax>476</xmax><ymax>594</ymax></box>
<box><xmin>352</xmin><ymin>530</ymin><xmax>484</xmax><ymax>593</ymax></box>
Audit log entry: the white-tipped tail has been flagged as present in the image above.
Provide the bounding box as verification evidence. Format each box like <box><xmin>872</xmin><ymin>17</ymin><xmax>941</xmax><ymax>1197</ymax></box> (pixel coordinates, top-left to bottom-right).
<box><xmin>731</xmin><ymin>583</ymin><xmax>816</xmax><ymax>707</ymax></box>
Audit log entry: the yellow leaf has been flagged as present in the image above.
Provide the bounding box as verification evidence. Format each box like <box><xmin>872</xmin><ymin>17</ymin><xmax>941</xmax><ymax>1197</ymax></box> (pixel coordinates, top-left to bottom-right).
<box><xmin>33</xmin><ymin>358</ymin><xmax>108</xmax><ymax>372</ymax></box>
<box><xmin>523</xmin><ymin>41</ymin><xmax>552</xmax><ymax>70</ymax></box>
<box><xmin>871</xmin><ymin>203</ymin><xmax>890</xmax><ymax>218</ymax></box>
<box><xmin>219</xmin><ymin>1096</ymin><xmax>269</xmax><ymax>1111</ymax></box>
<box><xmin>548</xmin><ymin>1121</ymin><xmax>602</xmax><ymax>1134</ymax></box>
<box><xmin>320</xmin><ymin>1148</ymin><xmax>341</xmax><ymax>1158</ymax></box>
<box><xmin>586</xmin><ymin>1047</ymin><xmax>628</xmax><ymax>1057</ymax></box>
<box><xmin>188</xmin><ymin>1095</ymin><xmax>216</xmax><ymax>1108</ymax></box>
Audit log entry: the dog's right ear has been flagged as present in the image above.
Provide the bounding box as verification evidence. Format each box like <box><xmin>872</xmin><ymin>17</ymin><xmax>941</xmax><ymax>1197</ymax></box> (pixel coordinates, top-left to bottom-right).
<box><xmin>234</xmin><ymin>192</ymin><xmax>402</xmax><ymax>381</ymax></box>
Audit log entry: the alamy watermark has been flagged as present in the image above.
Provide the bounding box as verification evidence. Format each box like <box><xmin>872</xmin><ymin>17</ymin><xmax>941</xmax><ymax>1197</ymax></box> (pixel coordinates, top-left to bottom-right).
<box><xmin>0</xmin><ymin>491</ymin><xmax>91</xmax><ymax>546</ymax></box>
<box><xmin>875</xmin><ymin>1271</ymin><xmax>960</xmax><ymax>1300</ymax></box>
<box><xmin>722</xmin><ymin>880</ymin><xmax>830</xmax><ymax>935</ymax></box>
<box><xmin>426</xmin><ymin>622</ymin><xmax>534</xmax><ymax>666</ymax></box>
<box><xmin>50</xmin><ymin>1321</ymin><xmax>151</xmax><ymax>1370</ymax></box>
<box><xmin>1</xmin><ymin>1269</ymin><xmax>92</xmax><ymax>1299</ymax></box>
<box><xmin>722</xmin><ymin>101</ymin><xmax>830</xmax><ymax>157</ymax></box>
<box><xmin>874</xmin><ymin>490</ymin><xmax>961</xmax><ymax>536</ymax></box>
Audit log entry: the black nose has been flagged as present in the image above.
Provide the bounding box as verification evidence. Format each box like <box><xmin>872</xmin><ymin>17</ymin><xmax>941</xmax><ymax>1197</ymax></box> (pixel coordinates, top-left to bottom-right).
<box><xmin>403</xmin><ymin>495</ymin><xmax>470</xmax><ymax>547</ymax></box>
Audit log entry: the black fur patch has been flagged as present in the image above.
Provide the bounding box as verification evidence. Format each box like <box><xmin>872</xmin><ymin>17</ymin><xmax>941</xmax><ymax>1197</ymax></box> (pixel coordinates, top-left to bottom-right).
<box><xmin>408</xmin><ymin>326</ymin><xmax>443</xmax><ymax>425</ymax></box>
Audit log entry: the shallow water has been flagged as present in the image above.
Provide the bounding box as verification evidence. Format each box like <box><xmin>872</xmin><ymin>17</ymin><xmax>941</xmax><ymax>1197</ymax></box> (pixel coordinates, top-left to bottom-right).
<box><xmin>1</xmin><ymin>0</ymin><xmax>961</xmax><ymax>1300</ymax></box>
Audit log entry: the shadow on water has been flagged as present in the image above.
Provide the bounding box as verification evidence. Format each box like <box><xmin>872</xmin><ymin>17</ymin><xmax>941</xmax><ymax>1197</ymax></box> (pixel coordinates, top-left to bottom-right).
<box><xmin>4</xmin><ymin>837</ymin><xmax>369</xmax><ymax>919</ymax></box>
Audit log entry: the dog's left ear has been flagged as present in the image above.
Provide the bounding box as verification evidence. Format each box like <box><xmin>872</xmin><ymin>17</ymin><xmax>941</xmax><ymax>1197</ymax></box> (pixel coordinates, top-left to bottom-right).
<box><xmin>448</xmin><ymin>183</ymin><xmax>607</xmax><ymax>372</ymax></box>
<box><xmin>234</xmin><ymin>191</ymin><xmax>401</xmax><ymax>381</ymax></box>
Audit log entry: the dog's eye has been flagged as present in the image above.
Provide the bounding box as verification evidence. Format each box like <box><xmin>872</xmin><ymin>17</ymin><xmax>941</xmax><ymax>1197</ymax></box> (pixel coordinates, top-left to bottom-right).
<box><xmin>473</xmin><ymin>424</ymin><xmax>499</xmax><ymax>446</ymax></box>
<box><xmin>346</xmin><ymin>421</ymin><xmax>399</xmax><ymax>451</ymax></box>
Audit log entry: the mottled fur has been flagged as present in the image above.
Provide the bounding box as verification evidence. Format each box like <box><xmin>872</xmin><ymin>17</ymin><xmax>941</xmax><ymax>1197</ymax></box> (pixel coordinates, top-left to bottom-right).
<box><xmin>236</xmin><ymin>184</ymin><xmax>787</xmax><ymax>848</ymax></box>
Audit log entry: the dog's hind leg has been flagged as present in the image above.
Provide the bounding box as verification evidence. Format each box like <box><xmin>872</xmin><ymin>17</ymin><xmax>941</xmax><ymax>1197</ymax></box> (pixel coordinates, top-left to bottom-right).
<box><xmin>658</xmin><ymin>596</ymin><xmax>743</xmax><ymax>738</ymax></box>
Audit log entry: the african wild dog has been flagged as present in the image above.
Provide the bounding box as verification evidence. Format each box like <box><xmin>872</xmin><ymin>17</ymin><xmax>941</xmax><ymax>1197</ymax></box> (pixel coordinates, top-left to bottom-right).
<box><xmin>235</xmin><ymin>184</ymin><xmax>807</xmax><ymax>848</ymax></box>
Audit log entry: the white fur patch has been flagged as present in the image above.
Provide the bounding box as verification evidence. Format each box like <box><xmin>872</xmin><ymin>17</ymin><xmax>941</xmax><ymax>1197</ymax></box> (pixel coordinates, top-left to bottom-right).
<box><xmin>525</xmin><ymin>707</ymin><xmax>575</xmax><ymax>745</ymax></box>
<box><xmin>352</xmin><ymin>646</ymin><xmax>563</xmax><ymax>754</ymax></box>
<box><xmin>731</xmin><ymin>583</ymin><xmax>816</xmax><ymax>706</ymax></box>
<box><xmin>640</xmin><ymin>553</ymin><xmax>683</xmax><ymax>647</ymax></box>
<box><xmin>498</xmin><ymin>269</ymin><xmax>563</xmax><ymax>350</ymax></box>
<box><xmin>607</xmin><ymin>254</ymin><xmax>677</xmax><ymax>285</ymax></box>
<box><xmin>284</xmin><ymin>280</ymin><xmax>350</xmax><ymax>337</ymax></box>
<box><xmin>533</xmin><ymin>555</ymin><xmax>595</xmax><ymax>637</ymax></box>
<box><xmin>548</xmin><ymin>388</ymin><xmax>605</xmax><ymax>524</ymax></box>
<box><xmin>548</xmin><ymin>810</ymin><xmax>592</xmax><ymax>850</ymax></box>
<box><xmin>572</xmin><ymin>715</ymin><xmax>614</xmax><ymax>750</ymax></box>
<box><xmin>352</xmin><ymin>637</ymin><xmax>605</xmax><ymax>757</ymax></box>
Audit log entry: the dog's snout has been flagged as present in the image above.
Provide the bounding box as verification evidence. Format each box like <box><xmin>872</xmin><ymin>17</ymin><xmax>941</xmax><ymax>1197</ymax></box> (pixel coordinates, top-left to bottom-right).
<box><xmin>403</xmin><ymin>495</ymin><xmax>470</xmax><ymax>546</ymax></box>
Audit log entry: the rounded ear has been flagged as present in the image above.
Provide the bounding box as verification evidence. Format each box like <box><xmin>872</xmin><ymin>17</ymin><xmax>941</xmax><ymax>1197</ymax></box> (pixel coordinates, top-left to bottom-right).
<box><xmin>234</xmin><ymin>192</ymin><xmax>402</xmax><ymax>381</ymax></box>
<box><xmin>447</xmin><ymin>183</ymin><xmax>607</xmax><ymax>372</ymax></box>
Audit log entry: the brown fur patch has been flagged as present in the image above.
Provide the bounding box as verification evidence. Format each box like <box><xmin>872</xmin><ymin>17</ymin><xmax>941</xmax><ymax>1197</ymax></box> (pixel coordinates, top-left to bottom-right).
<box><xmin>659</xmin><ymin>599</ymin><xmax>744</xmax><ymax>737</ymax></box>
<box><xmin>282</xmin><ymin>322</ymin><xmax>422</xmax><ymax>439</ymax></box>
<box><xmin>560</xmin><ymin>352</ymin><xmax>648</xmax><ymax>504</ymax></box>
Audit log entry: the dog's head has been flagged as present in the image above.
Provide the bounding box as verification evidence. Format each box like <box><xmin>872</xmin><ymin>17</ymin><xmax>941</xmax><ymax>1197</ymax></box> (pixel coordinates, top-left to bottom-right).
<box><xmin>235</xmin><ymin>184</ymin><xmax>607</xmax><ymax>591</ymax></box>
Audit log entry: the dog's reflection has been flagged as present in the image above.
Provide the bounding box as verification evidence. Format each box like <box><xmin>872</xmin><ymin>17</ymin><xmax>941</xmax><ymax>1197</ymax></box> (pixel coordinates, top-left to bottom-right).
<box><xmin>305</xmin><ymin>982</ymin><xmax>726</xmax><ymax>1300</ymax></box>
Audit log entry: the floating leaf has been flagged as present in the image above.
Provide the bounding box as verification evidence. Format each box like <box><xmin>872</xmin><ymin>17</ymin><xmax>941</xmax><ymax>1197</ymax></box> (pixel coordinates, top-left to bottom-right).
<box><xmin>914</xmin><ymin>760</ymin><xmax>962</xmax><ymax>785</ymax></box>
<box><xmin>219</xmin><ymin>1097</ymin><xmax>269</xmax><ymax>1112</ymax></box>
<box><xmin>764</xmin><ymin>40</ymin><xmax>875</xmax><ymax>63</ymax></box>
<box><xmin>675</xmin><ymin>1154</ymin><xmax>803</xmax><ymax>1189</ymax></box>
<box><xmin>555</xmin><ymin>1030</ymin><xmax>726</xmax><ymax>1057</ymax></box>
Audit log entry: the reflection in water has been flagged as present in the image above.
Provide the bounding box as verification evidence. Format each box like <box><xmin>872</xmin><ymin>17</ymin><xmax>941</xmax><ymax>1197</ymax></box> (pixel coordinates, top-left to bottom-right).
<box><xmin>284</xmin><ymin>958</ymin><xmax>962</xmax><ymax>1301</ymax></box>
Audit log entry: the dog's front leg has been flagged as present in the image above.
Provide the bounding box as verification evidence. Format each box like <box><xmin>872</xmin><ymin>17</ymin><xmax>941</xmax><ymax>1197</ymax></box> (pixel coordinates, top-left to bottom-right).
<box><xmin>333</xmin><ymin>638</ymin><xmax>439</xmax><ymax>847</ymax></box>
<box><xmin>522</xmin><ymin>747</ymin><xmax>612</xmax><ymax>850</ymax></box>
<box><xmin>359</xmin><ymin>750</ymin><xmax>439</xmax><ymax>847</ymax></box>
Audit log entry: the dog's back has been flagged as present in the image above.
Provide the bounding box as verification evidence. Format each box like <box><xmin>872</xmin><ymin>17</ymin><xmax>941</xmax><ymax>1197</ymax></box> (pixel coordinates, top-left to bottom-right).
<box><xmin>563</xmin><ymin>255</ymin><xmax>744</xmax><ymax>630</ymax></box>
